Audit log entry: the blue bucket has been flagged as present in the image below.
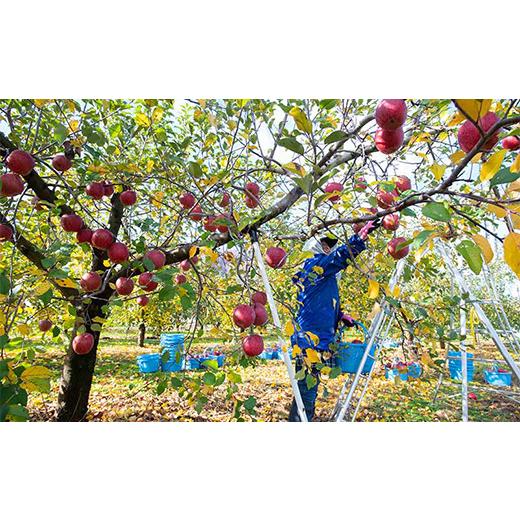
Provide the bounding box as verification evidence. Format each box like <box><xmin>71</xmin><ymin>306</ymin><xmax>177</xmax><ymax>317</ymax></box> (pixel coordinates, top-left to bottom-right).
<box><xmin>160</xmin><ymin>333</ymin><xmax>185</xmax><ymax>372</ymax></box>
<box><xmin>484</xmin><ymin>370</ymin><xmax>512</xmax><ymax>387</ymax></box>
<box><xmin>385</xmin><ymin>367</ymin><xmax>408</xmax><ymax>382</ymax></box>
<box><xmin>336</xmin><ymin>322</ymin><xmax>376</xmax><ymax>374</ymax></box>
<box><xmin>137</xmin><ymin>353</ymin><xmax>161</xmax><ymax>373</ymax></box>
<box><xmin>448</xmin><ymin>351</ymin><xmax>474</xmax><ymax>381</ymax></box>
<box><xmin>407</xmin><ymin>362</ymin><xmax>422</xmax><ymax>378</ymax></box>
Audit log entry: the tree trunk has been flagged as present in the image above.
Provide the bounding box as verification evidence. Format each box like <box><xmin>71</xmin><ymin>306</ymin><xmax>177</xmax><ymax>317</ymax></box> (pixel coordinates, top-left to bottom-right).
<box><xmin>138</xmin><ymin>310</ymin><xmax>146</xmax><ymax>348</ymax></box>
<box><xmin>55</xmin><ymin>302</ymin><xmax>105</xmax><ymax>422</ymax></box>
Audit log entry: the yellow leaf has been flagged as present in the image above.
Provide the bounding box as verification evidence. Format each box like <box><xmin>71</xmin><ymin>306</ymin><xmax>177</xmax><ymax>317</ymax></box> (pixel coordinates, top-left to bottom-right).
<box><xmin>17</xmin><ymin>323</ymin><xmax>31</xmax><ymax>337</ymax></box>
<box><xmin>283</xmin><ymin>162</ymin><xmax>306</xmax><ymax>176</ymax></box>
<box><xmin>289</xmin><ymin>106</ymin><xmax>313</xmax><ymax>133</ymax></box>
<box><xmin>368</xmin><ymin>279</ymin><xmax>380</xmax><ymax>299</ymax></box>
<box><xmin>511</xmin><ymin>154</ymin><xmax>520</xmax><ymax>173</ymax></box>
<box><xmin>420</xmin><ymin>351</ymin><xmax>436</xmax><ymax>368</ymax></box>
<box><xmin>504</xmin><ymin>232</ymin><xmax>520</xmax><ymax>277</ymax></box>
<box><xmin>135</xmin><ymin>113</ymin><xmax>151</xmax><ymax>127</ymax></box>
<box><xmin>305</xmin><ymin>348</ymin><xmax>321</xmax><ymax>364</ymax></box>
<box><xmin>312</xmin><ymin>266</ymin><xmax>324</xmax><ymax>275</ymax></box>
<box><xmin>307</xmin><ymin>332</ymin><xmax>320</xmax><ymax>346</ymax></box>
<box><xmin>103</xmin><ymin>259</ymin><xmax>111</xmax><ymax>268</ymax></box>
<box><xmin>55</xmin><ymin>278</ymin><xmax>77</xmax><ymax>289</ymax></box>
<box><xmin>480</xmin><ymin>149</ymin><xmax>507</xmax><ymax>182</ymax></box>
<box><xmin>508</xmin><ymin>203</ymin><xmax>520</xmax><ymax>229</ymax></box>
<box><xmin>455</xmin><ymin>99</ymin><xmax>492</xmax><ymax>121</ymax></box>
<box><xmin>367</xmin><ymin>302</ymin><xmax>381</xmax><ymax>321</ymax></box>
<box><xmin>189</xmin><ymin>246</ymin><xmax>198</xmax><ymax>258</ymax></box>
<box><xmin>177</xmin><ymin>287</ymin><xmax>187</xmax><ymax>297</ymax></box>
<box><xmin>292</xmin><ymin>344</ymin><xmax>302</xmax><ymax>357</ymax></box>
<box><xmin>486</xmin><ymin>203</ymin><xmax>507</xmax><ymax>218</ymax></box>
<box><xmin>450</xmin><ymin>150</ymin><xmax>465</xmax><ymax>164</ymax></box>
<box><xmin>20</xmin><ymin>366</ymin><xmax>52</xmax><ymax>393</ymax></box>
<box><xmin>236</xmin><ymin>99</ymin><xmax>250</xmax><ymax>108</ymax></box>
<box><xmin>430</xmin><ymin>163</ymin><xmax>447</xmax><ymax>181</ymax></box>
<box><xmin>471</xmin><ymin>153</ymin><xmax>482</xmax><ymax>164</ymax></box>
<box><xmin>34</xmin><ymin>282</ymin><xmax>52</xmax><ymax>295</ymax></box>
<box><xmin>152</xmin><ymin>106</ymin><xmax>164</xmax><ymax>123</ymax></box>
<box><xmin>284</xmin><ymin>321</ymin><xmax>295</xmax><ymax>336</ymax></box>
<box><xmin>447</xmin><ymin>111</ymin><xmax>466</xmax><ymax>127</ymax></box>
<box><xmin>506</xmin><ymin>179</ymin><xmax>520</xmax><ymax>195</ymax></box>
<box><xmin>471</xmin><ymin>234</ymin><xmax>494</xmax><ymax>264</ymax></box>
<box><xmin>34</xmin><ymin>99</ymin><xmax>53</xmax><ymax>108</ymax></box>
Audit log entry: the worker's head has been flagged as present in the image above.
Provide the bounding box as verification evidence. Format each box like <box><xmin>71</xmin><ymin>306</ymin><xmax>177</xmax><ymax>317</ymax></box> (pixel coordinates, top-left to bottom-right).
<box><xmin>320</xmin><ymin>236</ymin><xmax>338</xmax><ymax>254</ymax></box>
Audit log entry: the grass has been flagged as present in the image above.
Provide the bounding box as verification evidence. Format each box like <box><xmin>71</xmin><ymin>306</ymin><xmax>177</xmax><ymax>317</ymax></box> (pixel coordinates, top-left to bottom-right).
<box><xmin>27</xmin><ymin>330</ymin><xmax>520</xmax><ymax>422</ymax></box>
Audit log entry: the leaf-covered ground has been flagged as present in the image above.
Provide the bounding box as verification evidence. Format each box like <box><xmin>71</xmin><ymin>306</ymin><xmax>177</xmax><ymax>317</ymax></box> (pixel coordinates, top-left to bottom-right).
<box><xmin>28</xmin><ymin>334</ymin><xmax>520</xmax><ymax>422</ymax></box>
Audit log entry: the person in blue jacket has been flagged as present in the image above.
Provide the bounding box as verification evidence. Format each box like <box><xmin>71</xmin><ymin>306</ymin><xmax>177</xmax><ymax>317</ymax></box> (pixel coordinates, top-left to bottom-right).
<box><xmin>288</xmin><ymin>221</ymin><xmax>380</xmax><ymax>422</ymax></box>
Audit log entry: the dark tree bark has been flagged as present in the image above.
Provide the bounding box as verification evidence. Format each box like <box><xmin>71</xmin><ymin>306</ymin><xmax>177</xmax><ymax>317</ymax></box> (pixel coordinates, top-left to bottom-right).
<box><xmin>138</xmin><ymin>310</ymin><xmax>146</xmax><ymax>348</ymax></box>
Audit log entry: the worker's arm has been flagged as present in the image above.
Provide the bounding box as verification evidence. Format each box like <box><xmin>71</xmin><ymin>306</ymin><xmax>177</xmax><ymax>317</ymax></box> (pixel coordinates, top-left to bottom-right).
<box><xmin>315</xmin><ymin>235</ymin><xmax>367</xmax><ymax>277</ymax></box>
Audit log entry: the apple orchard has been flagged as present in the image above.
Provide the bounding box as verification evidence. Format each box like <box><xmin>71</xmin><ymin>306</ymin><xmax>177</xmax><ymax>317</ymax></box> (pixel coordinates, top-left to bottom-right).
<box><xmin>1</xmin><ymin>99</ymin><xmax>520</xmax><ymax>422</ymax></box>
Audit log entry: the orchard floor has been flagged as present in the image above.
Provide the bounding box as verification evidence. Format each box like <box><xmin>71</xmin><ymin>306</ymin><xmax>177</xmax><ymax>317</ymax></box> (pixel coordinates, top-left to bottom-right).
<box><xmin>28</xmin><ymin>335</ymin><xmax>520</xmax><ymax>422</ymax></box>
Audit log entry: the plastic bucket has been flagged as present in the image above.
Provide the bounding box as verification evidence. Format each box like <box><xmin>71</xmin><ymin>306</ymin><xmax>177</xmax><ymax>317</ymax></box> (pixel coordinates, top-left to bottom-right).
<box><xmin>160</xmin><ymin>333</ymin><xmax>184</xmax><ymax>372</ymax></box>
<box><xmin>385</xmin><ymin>367</ymin><xmax>408</xmax><ymax>382</ymax></box>
<box><xmin>336</xmin><ymin>322</ymin><xmax>375</xmax><ymax>374</ymax></box>
<box><xmin>448</xmin><ymin>351</ymin><xmax>474</xmax><ymax>381</ymax></box>
<box><xmin>484</xmin><ymin>370</ymin><xmax>512</xmax><ymax>387</ymax></box>
<box><xmin>137</xmin><ymin>353</ymin><xmax>161</xmax><ymax>373</ymax></box>
<box><xmin>407</xmin><ymin>362</ymin><xmax>422</xmax><ymax>378</ymax></box>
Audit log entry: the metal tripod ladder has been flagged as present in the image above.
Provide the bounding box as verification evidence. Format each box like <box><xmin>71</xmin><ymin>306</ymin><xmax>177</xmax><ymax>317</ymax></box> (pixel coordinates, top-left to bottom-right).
<box><xmin>433</xmin><ymin>241</ymin><xmax>520</xmax><ymax>420</ymax></box>
<box><xmin>331</xmin><ymin>259</ymin><xmax>406</xmax><ymax>422</ymax></box>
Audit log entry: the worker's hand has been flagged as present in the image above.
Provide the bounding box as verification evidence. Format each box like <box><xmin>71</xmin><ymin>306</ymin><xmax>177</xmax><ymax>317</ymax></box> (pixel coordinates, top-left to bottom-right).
<box><xmin>341</xmin><ymin>313</ymin><xmax>357</xmax><ymax>328</ymax></box>
<box><xmin>358</xmin><ymin>218</ymin><xmax>381</xmax><ymax>241</ymax></box>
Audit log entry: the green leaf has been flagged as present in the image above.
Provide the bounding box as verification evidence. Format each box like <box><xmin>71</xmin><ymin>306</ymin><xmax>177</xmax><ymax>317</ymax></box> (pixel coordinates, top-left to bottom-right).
<box><xmin>411</xmin><ymin>230</ymin><xmax>435</xmax><ymax>248</ymax></box>
<box><xmin>401</xmin><ymin>207</ymin><xmax>416</xmax><ymax>217</ymax></box>
<box><xmin>39</xmin><ymin>288</ymin><xmax>54</xmax><ymax>305</ymax></box>
<box><xmin>188</xmin><ymin>161</ymin><xmax>204</xmax><ymax>178</ymax></box>
<box><xmin>0</xmin><ymin>274</ymin><xmax>10</xmax><ymax>295</ymax></box>
<box><xmin>48</xmin><ymin>268</ymin><xmax>68</xmax><ymax>279</ymax></box>
<box><xmin>329</xmin><ymin>366</ymin><xmax>342</xmax><ymax>379</ymax></box>
<box><xmin>225</xmin><ymin>284</ymin><xmax>242</xmax><ymax>294</ymax></box>
<box><xmin>324</xmin><ymin>130</ymin><xmax>348</xmax><ymax>145</ymax></box>
<box><xmin>319</xmin><ymin>99</ymin><xmax>339</xmax><ymax>110</ymax></box>
<box><xmin>456</xmin><ymin>240</ymin><xmax>483</xmax><ymax>275</ymax></box>
<box><xmin>156</xmin><ymin>380</ymin><xmax>167</xmax><ymax>395</ymax></box>
<box><xmin>202</xmin><ymin>359</ymin><xmax>218</xmax><ymax>370</ymax></box>
<box><xmin>278</xmin><ymin>137</ymin><xmax>304</xmax><ymax>155</ymax></box>
<box><xmin>202</xmin><ymin>372</ymin><xmax>216</xmax><ymax>386</ymax></box>
<box><xmin>489</xmin><ymin>167</ymin><xmax>520</xmax><ymax>187</ymax></box>
<box><xmin>41</xmin><ymin>257</ymin><xmax>57</xmax><ymax>269</ymax></box>
<box><xmin>171</xmin><ymin>377</ymin><xmax>182</xmax><ymax>389</ymax></box>
<box><xmin>422</xmin><ymin>202</ymin><xmax>451</xmax><ymax>222</ymax></box>
<box><xmin>243</xmin><ymin>396</ymin><xmax>256</xmax><ymax>412</ymax></box>
<box><xmin>305</xmin><ymin>373</ymin><xmax>317</xmax><ymax>390</ymax></box>
<box><xmin>159</xmin><ymin>286</ymin><xmax>176</xmax><ymax>301</ymax></box>
<box><xmin>53</xmin><ymin>123</ymin><xmax>69</xmax><ymax>144</ymax></box>
<box><xmin>6</xmin><ymin>404</ymin><xmax>29</xmax><ymax>422</ymax></box>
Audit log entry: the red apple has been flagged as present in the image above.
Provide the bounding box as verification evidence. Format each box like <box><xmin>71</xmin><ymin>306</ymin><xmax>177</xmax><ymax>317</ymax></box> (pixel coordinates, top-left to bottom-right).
<box><xmin>38</xmin><ymin>319</ymin><xmax>53</xmax><ymax>332</ymax></box>
<box><xmin>468</xmin><ymin>392</ymin><xmax>477</xmax><ymax>401</ymax></box>
<box><xmin>375</xmin><ymin>127</ymin><xmax>404</xmax><ymax>154</ymax></box>
<box><xmin>265</xmin><ymin>247</ymin><xmax>287</xmax><ymax>268</ymax></box>
<box><xmin>479</xmin><ymin>112</ymin><xmax>500</xmax><ymax>150</ymax></box>
<box><xmin>138</xmin><ymin>272</ymin><xmax>154</xmax><ymax>287</ymax></box>
<box><xmin>175</xmin><ymin>273</ymin><xmax>187</xmax><ymax>284</ymax></box>
<box><xmin>324</xmin><ymin>181</ymin><xmax>344</xmax><ymax>202</ymax></box>
<box><xmin>189</xmin><ymin>204</ymin><xmax>204</xmax><ymax>221</ymax></box>
<box><xmin>458</xmin><ymin>111</ymin><xmax>500</xmax><ymax>153</ymax></box>
<box><xmin>137</xmin><ymin>295</ymin><xmax>149</xmax><ymax>307</ymax></box>
<box><xmin>120</xmin><ymin>189</ymin><xmax>137</xmax><ymax>206</ymax></box>
<box><xmin>245</xmin><ymin>196</ymin><xmax>259</xmax><ymax>208</ymax></box>
<box><xmin>72</xmin><ymin>333</ymin><xmax>95</xmax><ymax>355</ymax></box>
<box><xmin>80</xmin><ymin>271</ymin><xmax>102</xmax><ymax>292</ymax></box>
<box><xmin>354</xmin><ymin>177</ymin><xmax>367</xmax><ymax>190</ymax></box>
<box><xmin>245</xmin><ymin>182</ymin><xmax>260</xmax><ymax>196</ymax></box>
<box><xmin>204</xmin><ymin>216</ymin><xmax>218</xmax><ymax>232</ymax></box>
<box><xmin>6</xmin><ymin>150</ymin><xmax>35</xmax><ymax>176</ymax></box>
<box><xmin>145</xmin><ymin>249</ymin><xmax>166</xmax><ymax>269</ymax></box>
<box><xmin>375</xmin><ymin>99</ymin><xmax>407</xmax><ymax>130</ymax></box>
<box><xmin>251</xmin><ymin>291</ymin><xmax>267</xmax><ymax>306</ymax></box>
<box><xmin>108</xmin><ymin>242</ymin><xmax>129</xmax><ymax>264</ymax></box>
<box><xmin>376</xmin><ymin>190</ymin><xmax>397</xmax><ymax>209</ymax></box>
<box><xmin>61</xmin><ymin>214</ymin><xmax>84</xmax><ymax>232</ymax></box>
<box><xmin>387</xmin><ymin>237</ymin><xmax>409</xmax><ymax>260</ymax></box>
<box><xmin>179</xmin><ymin>192</ymin><xmax>196</xmax><ymax>210</ymax></box>
<box><xmin>1</xmin><ymin>173</ymin><xmax>24</xmax><ymax>197</ymax></box>
<box><xmin>102</xmin><ymin>181</ymin><xmax>114</xmax><ymax>197</ymax></box>
<box><xmin>76</xmin><ymin>228</ymin><xmax>93</xmax><ymax>244</ymax></box>
<box><xmin>91</xmin><ymin>229</ymin><xmax>114</xmax><ymax>249</ymax></box>
<box><xmin>85</xmin><ymin>182</ymin><xmax>105</xmax><ymax>200</ymax></box>
<box><xmin>0</xmin><ymin>224</ymin><xmax>13</xmax><ymax>242</ymax></box>
<box><xmin>382</xmin><ymin>213</ymin><xmax>400</xmax><ymax>231</ymax></box>
<box><xmin>233</xmin><ymin>304</ymin><xmax>256</xmax><ymax>329</ymax></box>
<box><xmin>52</xmin><ymin>154</ymin><xmax>72</xmax><ymax>172</ymax></box>
<box><xmin>115</xmin><ymin>277</ymin><xmax>134</xmax><ymax>296</ymax></box>
<box><xmin>502</xmin><ymin>136</ymin><xmax>520</xmax><ymax>151</ymax></box>
<box><xmin>180</xmin><ymin>259</ymin><xmax>191</xmax><ymax>271</ymax></box>
<box><xmin>242</xmin><ymin>334</ymin><xmax>264</xmax><ymax>357</ymax></box>
<box><xmin>219</xmin><ymin>192</ymin><xmax>231</xmax><ymax>207</ymax></box>
<box><xmin>215</xmin><ymin>214</ymin><xmax>229</xmax><ymax>233</ymax></box>
<box><xmin>253</xmin><ymin>303</ymin><xmax>268</xmax><ymax>326</ymax></box>
<box><xmin>144</xmin><ymin>280</ymin><xmax>158</xmax><ymax>292</ymax></box>
<box><xmin>395</xmin><ymin>175</ymin><xmax>411</xmax><ymax>194</ymax></box>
